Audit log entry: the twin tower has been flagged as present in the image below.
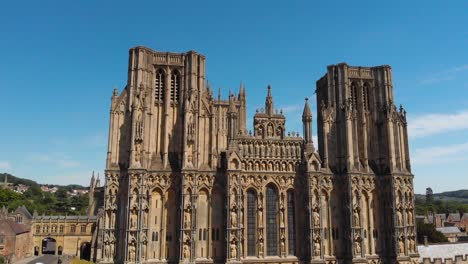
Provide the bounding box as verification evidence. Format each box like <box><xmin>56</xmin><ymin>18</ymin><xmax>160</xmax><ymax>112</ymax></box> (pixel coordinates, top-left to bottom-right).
<box><xmin>100</xmin><ymin>46</ymin><xmax>418</xmax><ymax>264</ymax></box>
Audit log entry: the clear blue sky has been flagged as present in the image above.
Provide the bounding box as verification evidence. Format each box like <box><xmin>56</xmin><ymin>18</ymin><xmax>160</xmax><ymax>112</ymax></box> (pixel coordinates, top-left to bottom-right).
<box><xmin>1</xmin><ymin>1</ymin><xmax>467</xmax><ymax>193</ymax></box>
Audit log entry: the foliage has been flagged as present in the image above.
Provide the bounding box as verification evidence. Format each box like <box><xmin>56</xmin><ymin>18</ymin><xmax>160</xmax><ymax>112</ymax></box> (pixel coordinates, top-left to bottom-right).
<box><xmin>416</xmin><ymin>221</ymin><xmax>448</xmax><ymax>243</ymax></box>
<box><xmin>415</xmin><ymin>195</ymin><xmax>468</xmax><ymax>215</ymax></box>
<box><xmin>0</xmin><ymin>185</ymin><xmax>89</xmax><ymax>216</ymax></box>
<box><xmin>71</xmin><ymin>257</ymin><xmax>94</xmax><ymax>264</ymax></box>
<box><xmin>0</xmin><ymin>173</ymin><xmax>90</xmax><ymax>215</ymax></box>
<box><xmin>0</xmin><ymin>255</ymin><xmax>4</xmax><ymax>264</ymax></box>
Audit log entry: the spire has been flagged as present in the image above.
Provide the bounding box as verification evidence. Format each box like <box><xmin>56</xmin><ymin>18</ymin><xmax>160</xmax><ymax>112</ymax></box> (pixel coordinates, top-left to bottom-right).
<box><xmin>95</xmin><ymin>173</ymin><xmax>101</xmax><ymax>188</ymax></box>
<box><xmin>238</xmin><ymin>81</ymin><xmax>246</xmax><ymax>99</ymax></box>
<box><xmin>228</xmin><ymin>92</ymin><xmax>236</xmax><ymax>113</ymax></box>
<box><xmin>302</xmin><ymin>97</ymin><xmax>312</xmax><ymax>118</ymax></box>
<box><xmin>302</xmin><ymin>98</ymin><xmax>314</xmax><ymax>147</ymax></box>
<box><xmin>265</xmin><ymin>85</ymin><xmax>274</xmax><ymax>115</ymax></box>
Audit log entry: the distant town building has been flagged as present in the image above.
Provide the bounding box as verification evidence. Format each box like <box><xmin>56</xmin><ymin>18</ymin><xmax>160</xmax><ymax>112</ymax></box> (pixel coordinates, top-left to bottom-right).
<box><xmin>0</xmin><ymin>206</ymin><xmax>33</xmax><ymax>263</ymax></box>
<box><xmin>436</xmin><ymin>227</ymin><xmax>465</xmax><ymax>242</ymax></box>
<box><xmin>14</xmin><ymin>184</ymin><xmax>29</xmax><ymax>193</ymax></box>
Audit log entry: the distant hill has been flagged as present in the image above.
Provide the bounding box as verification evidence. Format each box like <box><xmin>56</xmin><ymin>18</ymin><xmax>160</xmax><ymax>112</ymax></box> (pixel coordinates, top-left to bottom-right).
<box><xmin>0</xmin><ymin>173</ymin><xmax>39</xmax><ymax>187</ymax></box>
<box><xmin>416</xmin><ymin>189</ymin><xmax>468</xmax><ymax>204</ymax></box>
<box><xmin>0</xmin><ymin>173</ymin><xmax>88</xmax><ymax>189</ymax></box>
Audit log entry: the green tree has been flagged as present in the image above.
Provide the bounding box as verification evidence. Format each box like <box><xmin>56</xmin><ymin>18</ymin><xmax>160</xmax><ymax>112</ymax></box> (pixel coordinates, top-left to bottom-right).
<box><xmin>416</xmin><ymin>221</ymin><xmax>448</xmax><ymax>244</ymax></box>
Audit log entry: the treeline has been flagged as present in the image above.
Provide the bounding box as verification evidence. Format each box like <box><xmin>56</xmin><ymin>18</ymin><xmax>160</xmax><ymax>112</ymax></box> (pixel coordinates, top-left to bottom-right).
<box><xmin>0</xmin><ymin>173</ymin><xmax>39</xmax><ymax>188</ymax></box>
<box><xmin>415</xmin><ymin>196</ymin><xmax>468</xmax><ymax>215</ymax></box>
<box><xmin>0</xmin><ymin>186</ymin><xmax>89</xmax><ymax>215</ymax></box>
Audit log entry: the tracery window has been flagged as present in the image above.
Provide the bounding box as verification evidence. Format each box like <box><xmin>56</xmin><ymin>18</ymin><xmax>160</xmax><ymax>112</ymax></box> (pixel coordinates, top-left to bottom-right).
<box><xmin>51</xmin><ymin>225</ymin><xmax>57</xmax><ymax>233</ymax></box>
<box><xmin>247</xmin><ymin>190</ymin><xmax>257</xmax><ymax>256</ymax></box>
<box><xmin>170</xmin><ymin>70</ymin><xmax>180</xmax><ymax>102</ymax></box>
<box><xmin>36</xmin><ymin>225</ymin><xmax>40</xmax><ymax>234</ymax></box>
<box><xmin>266</xmin><ymin>185</ymin><xmax>278</xmax><ymax>256</ymax></box>
<box><xmin>70</xmin><ymin>225</ymin><xmax>76</xmax><ymax>233</ymax></box>
<box><xmin>59</xmin><ymin>225</ymin><xmax>64</xmax><ymax>233</ymax></box>
<box><xmin>81</xmin><ymin>225</ymin><xmax>86</xmax><ymax>233</ymax></box>
<box><xmin>155</xmin><ymin>69</ymin><xmax>165</xmax><ymax>102</ymax></box>
<box><xmin>287</xmin><ymin>191</ymin><xmax>296</xmax><ymax>255</ymax></box>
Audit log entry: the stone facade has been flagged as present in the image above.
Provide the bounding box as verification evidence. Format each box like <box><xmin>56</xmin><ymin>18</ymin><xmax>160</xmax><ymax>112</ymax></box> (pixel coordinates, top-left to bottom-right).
<box><xmin>31</xmin><ymin>174</ymin><xmax>104</xmax><ymax>260</ymax></box>
<box><xmin>100</xmin><ymin>46</ymin><xmax>419</xmax><ymax>264</ymax></box>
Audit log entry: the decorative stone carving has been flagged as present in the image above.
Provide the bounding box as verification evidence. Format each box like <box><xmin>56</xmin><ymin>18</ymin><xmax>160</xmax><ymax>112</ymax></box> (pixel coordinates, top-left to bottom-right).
<box><xmin>313</xmin><ymin>210</ymin><xmax>320</xmax><ymax>227</ymax></box>
<box><xmin>354</xmin><ymin>235</ymin><xmax>361</xmax><ymax>255</ymax></box>
<box><xmin>397</xmin><ymin>210</ymin><xmax>403</xmax><ymax>226</ymax></box>
<box><xmin>399</xmin><ymin>237</ymin><xmax>405</xmax><ymax>254</ymax></box>
<box><xmin>128</xmin><ymin>242</ymin><xmax>136</xmax><ymax>262</ymax></box>
<box><xmin>231</xmin><ymin>208</ymin><xmax>237</xmax><ymax>227</ymax></box>
<box><xmin>230</xmin><ymin>243</ymin><xmax>237</xmax><ymax>259</ymax></box>
<box><xmin>184</xmin><ymin>204</ymin><xmax>192</xmax><ymax>229</ymax></box>
<box><xmin>353</xmin><ymin>208</ymin><xmax>360</xmax><ymax>227</ymax></box>
<box><xmin>183</xmin><ymin>244</ymin><xmax>190</xmax><ymax>259</ymax></box>
<box><xmin>314</xmin><ymin>237</ymin><xmax>321</xmax><ymax>256</ymax></box>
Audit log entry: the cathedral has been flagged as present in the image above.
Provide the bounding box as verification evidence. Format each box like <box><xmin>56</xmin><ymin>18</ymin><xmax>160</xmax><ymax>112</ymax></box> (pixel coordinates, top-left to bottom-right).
<box><xmin>100</xmin><ymin>46</ymin><xmax>419</xmax><ymax>264</ymax></box>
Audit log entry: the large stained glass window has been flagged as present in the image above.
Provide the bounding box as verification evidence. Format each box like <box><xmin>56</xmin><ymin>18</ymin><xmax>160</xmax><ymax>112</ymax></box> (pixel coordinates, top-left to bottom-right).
<box><xmin>287</xmin><ymin>191</ymin><xmax>296</xmax><ymax>255</ymax></box>
<box><xmin>247</xmin><ymin>190</ymin><xmax>257</xmax><ymax>256</ymax></box>
<box><xmin>266</xmin><ymin>185</ymin><xmax>278</xmax><ymax>256</ymax></box>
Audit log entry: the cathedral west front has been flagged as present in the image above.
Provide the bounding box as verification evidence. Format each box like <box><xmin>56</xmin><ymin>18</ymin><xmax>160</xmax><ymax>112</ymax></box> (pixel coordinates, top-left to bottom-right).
<box><xmin>100</xmin><ymin>46</ymin><xmax>419</xmax><ymax>264</ymax></box>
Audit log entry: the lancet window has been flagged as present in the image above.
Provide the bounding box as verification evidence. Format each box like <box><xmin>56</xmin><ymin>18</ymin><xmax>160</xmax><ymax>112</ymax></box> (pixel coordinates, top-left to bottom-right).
<box><xmin>363</xmin><ymin>82</ymin><xmax>370</xmax><ymax>111</ymax></box>
<box><xmin>287</xmin><ymin>190</ymin><xmax>296</xmax><ymax>255</ymax></box>
<box><xmin>155</xmin><ymin>69</ymin><xmax>165</xmax><ymax>102</ymax></box>
<box><xmin>170</xmin><ymin>70</ymin><xmax>180</xmax><ymax>102</ymax></box>
<box><xmin>351</xmin><ymin>82</ymin><xmax>358</xmax><ymax>107</ymax></box>
<box><xmin>266</xmin><ymin>185</ymin><xmax>278</xmax><ymax>256</ymax></box>
<box><xmin>247</xmin><ymin>190</ymin><xmax>257</xmax><ymax>256</ymax></box>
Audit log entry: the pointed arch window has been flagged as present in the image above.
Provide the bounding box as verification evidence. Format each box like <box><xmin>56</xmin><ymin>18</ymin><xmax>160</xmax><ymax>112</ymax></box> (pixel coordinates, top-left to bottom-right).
<box><xmin>247</xmin><ymin>190</ymin><xmax>257</xmax><ymax>256</ymax></box>
<box><xmin>155</xmin><ymin>69</ymin><xmax>165</xmax><ymax>102</ymax></box>
<box><xmin>363</xmin><ymin>82</ymin><xmax>370</xmax><ymax>111</ymax></box>
<box><xmin>170</xmin><ymin>70</ymin><xmax>180</xmax><ymax>102</ymax></box>
<box><xmin>266</xmin><ymin>185</ymin><xmax>278</xmax><ymax>256</ymax></box>
<box><xmin>287</xmin><ymin>190</ymin><xmax>296</xmax><ymax>255</ymax></box>
<box><xmin>351</xmin><ymin>82</ymin><xmax>358</xmax><ymax>107</ymax></box>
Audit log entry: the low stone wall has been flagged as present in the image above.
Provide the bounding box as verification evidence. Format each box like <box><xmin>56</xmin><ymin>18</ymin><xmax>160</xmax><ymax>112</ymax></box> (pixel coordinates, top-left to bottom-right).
<box><xmin>422</xmin><ymin>255</ymin><xmax>468</xmax><ymax>264</ymax></box>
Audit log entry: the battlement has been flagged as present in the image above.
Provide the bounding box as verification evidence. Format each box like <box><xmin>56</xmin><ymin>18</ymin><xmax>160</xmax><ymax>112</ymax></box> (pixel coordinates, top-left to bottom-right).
<box><xmin>422</xmin><ymin>255</ymin><xmax>468</xmax><ymax>264</ymax></box>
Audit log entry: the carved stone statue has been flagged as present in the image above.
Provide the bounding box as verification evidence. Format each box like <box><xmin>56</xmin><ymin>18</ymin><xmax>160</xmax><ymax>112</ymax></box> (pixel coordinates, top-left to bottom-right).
<box><xmin>399</xmin><ymin>238</ymin><xmax>405</xmax><ymax>254</ymax></box>
<box><xmin>409</xmin><ymin>237</ymin><xmax>415</xmax><ymax>252</ymax></box>
<box><xmin>230</xmin><ymin>243</ymin><xmax>237</xmax><ymax>259</ymax></box>
<box><xmin>183</xmin><ymin>244</ymin><xmax>190</xmax><ymax>259</ymax></box>
<box><xmin>104</xmin><ymin>243</ymin><xmax>110</xmax><ymax>259</ymax></box>
<box><xmin>397</xmin><ymin>210</ymin><xmax>403</xmax><ymax>226</ymax></box>
<box><xmin>231</xmin><ymin>209</ymin><xmax>237</xmax><ymax>227</ymax></box>
<box><xmin>128</xmin><ymin>243</ymin><xmax>136</xmax><ymax>262</ymax></box>
<box><xmin>258</xmin><ymin>236</ymin><xmax>264</xmax><ymax>255</ymax></box>
<box><xmin>314</xmin><ymin>239</ymin><xmax>321</xmax><ymax>256</ymax></box>
<box><xmin>353</xmin><ymin>209</ymin><xmax>360</xmax><ymax>227</ymax></box>
<box><xmin>184</xmin><ymin>208</ymin><xmax>191</xmax><ymax>229</ymax></box>
<box><xmin>313</xmin><ymin>211</ymin><xmax>320</xmax><ymax>227</ymax></box>
<box><xmin>354</xmin><ymin>239</ymin><xmax>361</xmax><ymax>255</ymax></box>
<box><xmin>131</xmin><ymin>211</ymin><xmax>137</xmax><ymax>228</ymax></box>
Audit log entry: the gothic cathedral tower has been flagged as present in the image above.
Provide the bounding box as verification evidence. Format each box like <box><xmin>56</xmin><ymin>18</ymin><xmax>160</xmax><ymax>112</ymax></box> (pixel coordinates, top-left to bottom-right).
<box><xmin>316</xmin><ymin>64</ymin><xmax>417</xmax><ymax>263</ymax></box>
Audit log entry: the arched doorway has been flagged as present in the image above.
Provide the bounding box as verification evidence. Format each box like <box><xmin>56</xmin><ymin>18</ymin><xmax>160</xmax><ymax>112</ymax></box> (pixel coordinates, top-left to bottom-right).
<box><xmin>34</xmin><ymin>246</ymin><xmax>39</xmax><ymax>256</ymax></box>
<box><xmin>42</xmin><ymin>237</ymin><xmax>56</xmax><ymax>255</ymax></box>
<box><xmin>80</xmin><ymin>242</ymin><xmax>91</xmax><ymax>260</ymax></box>
<box><xmin>58</xmin><ymin>246</ymin><xmax>63</xmax><ymax>255</ymax></box>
